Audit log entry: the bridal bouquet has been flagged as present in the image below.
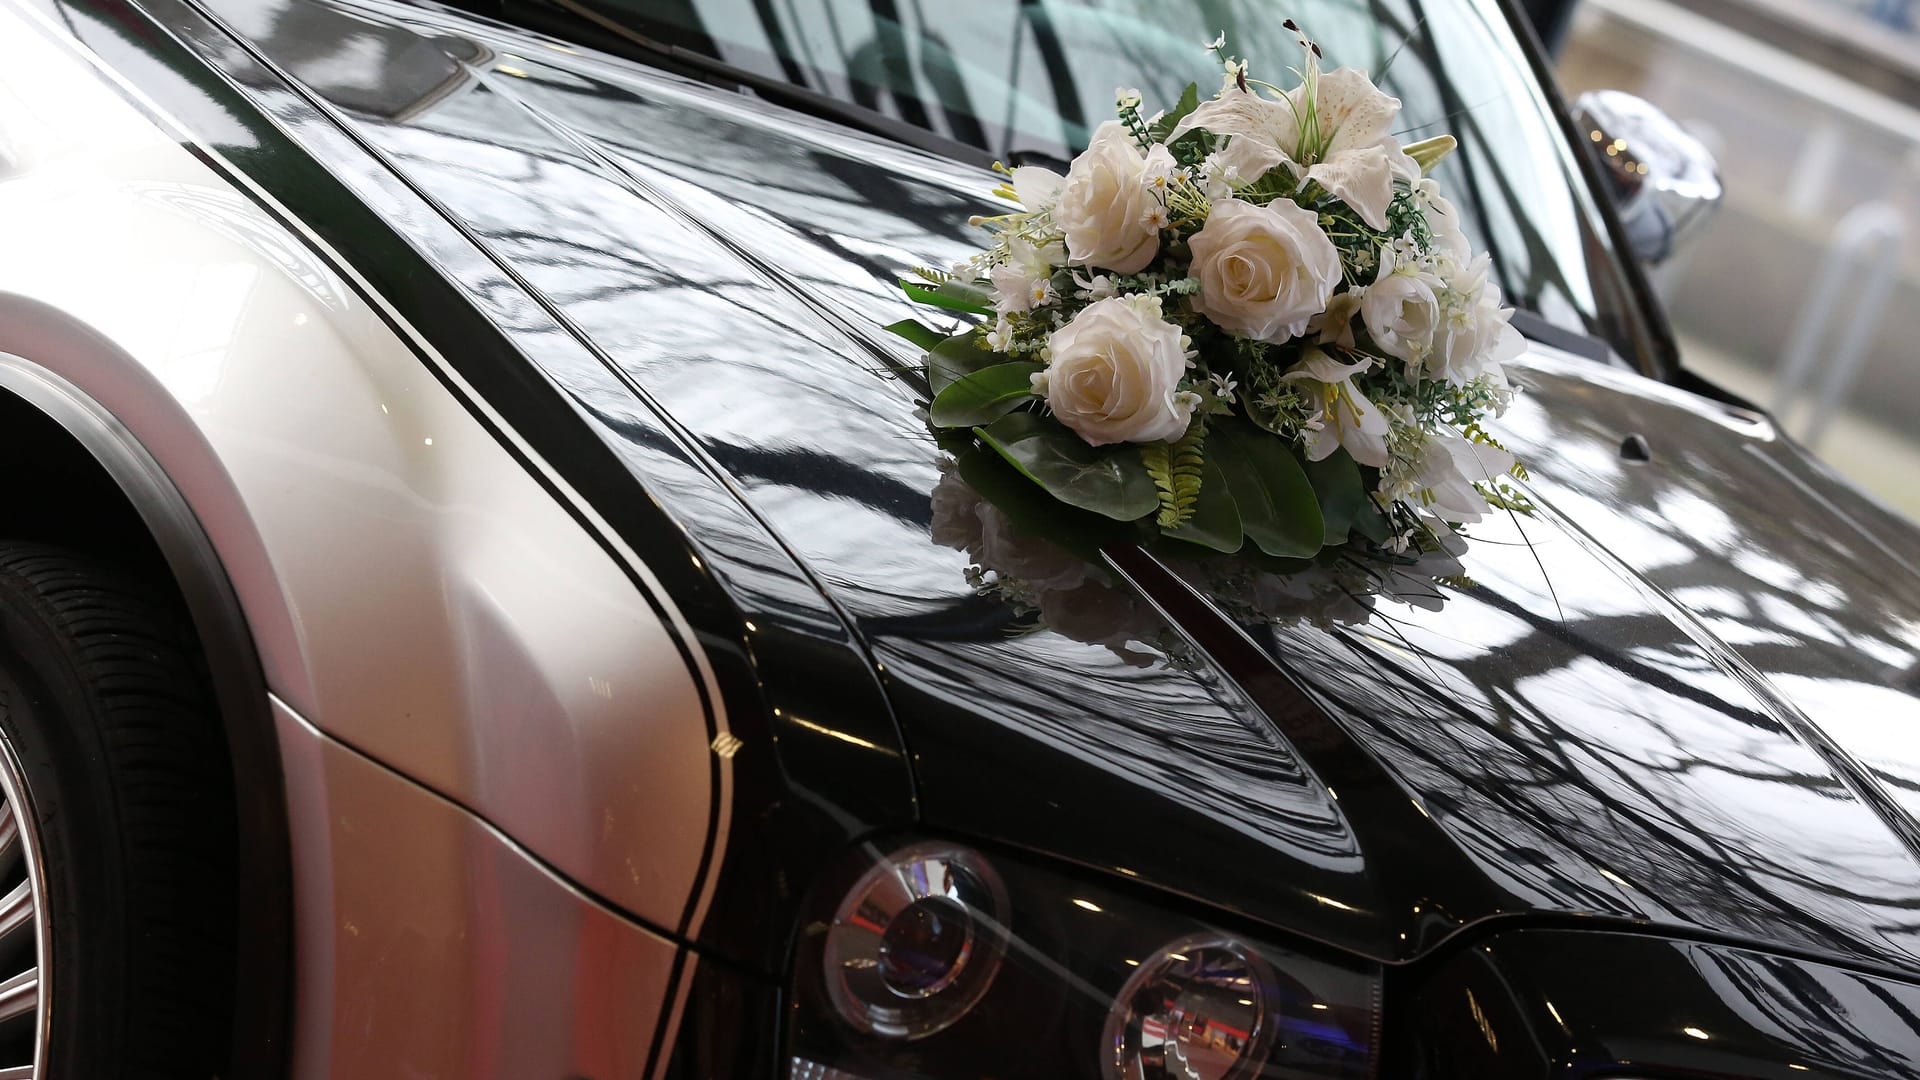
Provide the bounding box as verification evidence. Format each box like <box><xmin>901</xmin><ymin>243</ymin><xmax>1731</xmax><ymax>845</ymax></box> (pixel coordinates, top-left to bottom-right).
<box><xmin>892</xmin><ymin>29</ymin><xmax>1529</xmax><ymax>561</ymax></box>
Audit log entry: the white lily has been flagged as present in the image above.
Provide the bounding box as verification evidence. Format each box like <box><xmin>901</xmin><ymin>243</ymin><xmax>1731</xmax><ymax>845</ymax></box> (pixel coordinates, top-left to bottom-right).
<box><xmin>1009</xmin><ymin>165</ymin><xmax>1064</xmax><ymax>211</ymax></box>
<box><xmin>1284</xmin><ymin>348</ymin><xmax>1392</xmax><ymax>467</ymax></box>
<box><xmin>1169</xmin><ymin>64</ymin><xmax>1415</xmax><ymax>230</ymax></box>
<box><xmin>1407</xmin><ymin>431</ymin><xmax>1516</xmax><ymax>522</ymax></box>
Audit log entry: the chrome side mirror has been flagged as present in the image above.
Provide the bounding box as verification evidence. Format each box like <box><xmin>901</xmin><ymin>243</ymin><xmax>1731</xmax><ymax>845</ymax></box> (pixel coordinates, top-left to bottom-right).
<box><xmin>1572</xmin><ymin>90</ymin><xmax>1722</xmax><ymax>264</ymax></box>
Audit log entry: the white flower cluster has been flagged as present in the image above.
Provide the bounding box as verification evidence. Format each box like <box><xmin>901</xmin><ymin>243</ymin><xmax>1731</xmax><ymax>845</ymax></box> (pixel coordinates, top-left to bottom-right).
<box><xmin>921</xmin><ymin>33</ymin><xmax>1530</xmax><ymax>557</ymax></box>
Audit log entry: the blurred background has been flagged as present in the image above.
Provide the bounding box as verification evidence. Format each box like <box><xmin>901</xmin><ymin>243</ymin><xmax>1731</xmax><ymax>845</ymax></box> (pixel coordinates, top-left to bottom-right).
<box><xmin>1544</xmin><ymin>0</ymin><xmax>1920</xmax><ymax>518</ymax></box>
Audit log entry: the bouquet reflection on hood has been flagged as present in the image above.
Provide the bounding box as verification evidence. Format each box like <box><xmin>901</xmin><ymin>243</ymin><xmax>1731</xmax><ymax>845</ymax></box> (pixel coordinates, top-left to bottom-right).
<box><xmin>931</xmin><ymin>462</ymin><xmax>1173</xmax><ymax>668</ymax></box>
<box><xmin>931</xmin><ymin>459</ymin><xmax>1472</xmax><ymax>668</ymax></box>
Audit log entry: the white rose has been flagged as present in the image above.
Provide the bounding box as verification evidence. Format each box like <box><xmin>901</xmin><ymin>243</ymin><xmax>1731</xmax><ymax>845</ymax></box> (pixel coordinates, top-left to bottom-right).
<box><xmin>1188</xmin><ymin>198</ymin><xmax>1341</xmax><ymax>343</ymax></box>
<box><xmin>1360</xmin><ymin>251</ymin><xmax>1443</xmax><ymax>364</ymax></box>
<box><xmin>1056</xmin><ymin>121</ymin><xmax>1162</xmax><ymax>274</ymax></box>
<box><xmin>1035</xmin><ymin>295</ymin><xmax>1196</xmax><ymax>446</ymax></box>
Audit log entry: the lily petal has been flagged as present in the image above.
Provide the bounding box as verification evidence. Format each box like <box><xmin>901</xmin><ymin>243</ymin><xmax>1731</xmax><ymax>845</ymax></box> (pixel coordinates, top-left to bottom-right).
<box><xmin>1285</xmin><ymin>348</ymin><xmax>1373</xmax><ymax>385</ymax></box>
<box><xmin>1301</xmin><ymin>413</ymin><xmax>1341</xmax><ymax>462</ymax></box>
<box><xmin>1305</xmin><ymin>146</ymin><xmax>1397</xmax><ymax>230</ymax></box>
<box><xmin>1307</xmin><ymin>67</ymin><xmax>1402</xmax><ymax>157</ymax></box>
<box><xmin>1010</xmin><ymin>165</ymin><xmax>1064</xmax><ymax>210</ymax></box>
<box><xmin>1215</xmin><ymin>134</ymin><xmax>1296</xmax><ymax>187</ymax></box>
<box><xmin>1168</xmin><ymin>88</ymin><xmax>1299</xmax><ymax>152</ymax></box>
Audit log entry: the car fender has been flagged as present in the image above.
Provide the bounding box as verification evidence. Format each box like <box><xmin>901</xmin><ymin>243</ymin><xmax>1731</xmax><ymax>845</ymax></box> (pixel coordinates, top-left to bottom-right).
<box><xmin>0</xmin><ymin>0</ymin><xmax>723</xmax><ymax>1016</ymax></box>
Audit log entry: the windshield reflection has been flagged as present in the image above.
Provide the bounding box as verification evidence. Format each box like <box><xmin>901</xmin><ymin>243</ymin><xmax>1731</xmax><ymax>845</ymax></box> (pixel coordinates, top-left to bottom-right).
<box><xmin>570</xmin><ymin>0</ymin><xmax>1641</xmax><ymax>355</ymax></box>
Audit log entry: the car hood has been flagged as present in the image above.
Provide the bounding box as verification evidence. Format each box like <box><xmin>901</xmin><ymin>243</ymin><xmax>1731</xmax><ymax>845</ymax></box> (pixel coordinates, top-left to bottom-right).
<box><xmin>208</xmin><ymin>0</ymin><xmax>1920</xmax><ymax>972</ymax></box>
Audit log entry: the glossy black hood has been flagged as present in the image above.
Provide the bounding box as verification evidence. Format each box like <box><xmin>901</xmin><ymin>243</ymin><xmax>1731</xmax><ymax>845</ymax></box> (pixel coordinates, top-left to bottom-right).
<box><xmin>184</xmin><ymin>0</ymin><xmax>1920</xmax><ymax>975</ymax></box>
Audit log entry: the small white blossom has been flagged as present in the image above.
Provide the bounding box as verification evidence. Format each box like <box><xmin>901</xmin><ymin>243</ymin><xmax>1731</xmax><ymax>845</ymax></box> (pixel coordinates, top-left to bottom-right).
<box><xmin>1206</xmin><ymin>30</ymin><xmax>1227</xmax><ymax>50</ymax></box>
<box><xmin>1140</xmin><ymin>203</ymin><xmax>1171</xmax><ymax>231</ymax></box>
<box><xmin>1141</xmin><ymin>144</ymin><xmax>1177</xmax><ymax>192</ymax></box>
<box><xmin>1073</xmin><ymin>270</ymin><xmax>1118</xmax><ymax>300</ymax></box>
<box><xmin>989</xmin><ymin>235</ymin><xmax>1064</xmax><ymax>316</ymax></box>
<box><xmin>985</xmin><ymin>318</ymin><xmax>1015</xmax><ymax>352</ymax></box>
<box><xmin>1115</xmin><ymin>86</ymin><xmax>1143</xmax><ymax>110</ymax></box>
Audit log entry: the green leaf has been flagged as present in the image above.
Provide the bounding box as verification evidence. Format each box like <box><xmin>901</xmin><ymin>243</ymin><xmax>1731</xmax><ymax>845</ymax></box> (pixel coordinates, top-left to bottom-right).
<box><xmin>955</xmin><ymin>447</ymin><xmax>1128</xmax><ymax>559</ymax></box>
<box><xmin>1165</xmin><ymin>455</ymin><xmax>1244</xmax><ymax>553</ymax></box>
<box><xmin>1305</xmin><ymin>451</ymin><xmax>1368</xmax><ymax>546</ymax></box>
<box><xmin>1207</xmin><ymin>419</ymin><xmax>1324</xmax><ymax>558</ymax></box>
<box><xmin>974</xmin><ymin>412</ymin><xmax>1160</xmax><ymax>522</ymax></box>
<box><xmin>900</xmin><ymin>278</ymin><xmax>994</xmax><ymax>316</ymax></box>
<box><xmin>1165</xmin><ymin>127</ymin><xmax>1212</xmax><ymax>162</ymax></box>
<box><xmin>929</xmin><ymin>362</ymin><xmax>1042</xmax><ymax>427</ymax></box>
<box><xmin>883</xmin><ymin>318</ymin><xmax>946</xmax><ymax>350</ymax></box>
<box><xmin>927</xmin><ymin>334</ymin><xmax>1004</xmax><ymax>397</ymax></box>
<box><xmin>1149</xmin><ymin>82</ymin><xmax>1200</xmax><ymax>142</ymax></box>
<box><xmin>1353</xmin><ymin>498</ymin><xmax>1392</xmax><ymax>544</ymax></box>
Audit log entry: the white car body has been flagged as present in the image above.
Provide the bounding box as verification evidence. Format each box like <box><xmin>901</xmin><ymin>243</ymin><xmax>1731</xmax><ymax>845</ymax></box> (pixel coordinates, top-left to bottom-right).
<box><xmin>0</xmin><ymin>4</ymin><xmax>727</xmax><ymax>1073</ymax></box>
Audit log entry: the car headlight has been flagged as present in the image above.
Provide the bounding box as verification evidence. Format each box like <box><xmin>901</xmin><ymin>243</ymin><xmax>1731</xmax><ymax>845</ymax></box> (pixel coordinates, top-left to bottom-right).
<box><xmin>787</xmin><ymin>838</ymin><xmax>1382</xmax><ymax>1079</ymax></box>
<box><xmin>822</xmin><ymin>842</ymin><xmax>1010</xmax><ymax>1038</ymax></box>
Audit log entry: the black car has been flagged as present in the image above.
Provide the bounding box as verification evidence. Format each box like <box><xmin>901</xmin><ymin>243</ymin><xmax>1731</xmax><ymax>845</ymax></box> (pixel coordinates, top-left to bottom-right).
<box><xmin>0</xmin><ymin>0</ymin><xmax>1917</xmax><ymax>1077</ymax></box>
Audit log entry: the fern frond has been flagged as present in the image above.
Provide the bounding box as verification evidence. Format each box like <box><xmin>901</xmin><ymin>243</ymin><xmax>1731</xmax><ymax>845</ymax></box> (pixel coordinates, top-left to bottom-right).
<box><xmin>1146</xmin><ymin>418</ymin><xmax>1209</xmax><ymax>528</ymax></box>
<box><xmin>1143</xmin><ymin>441</ymin><xmax>1177</xmax><ymax>526</ymax></box>
<box><xmin>1476</xmin><ymin>479</ymin><xmax>1536</xmax><ymax>514</ymax></box>
<box><xmin>910</xmin><ymin>265</ymin><xmax>956</xmax><ymax>285</ymax></box>
<box><xmin>1169</xmin><ymin>417</ymin><xmax>1207</xmax><ymax>524</ymax></box>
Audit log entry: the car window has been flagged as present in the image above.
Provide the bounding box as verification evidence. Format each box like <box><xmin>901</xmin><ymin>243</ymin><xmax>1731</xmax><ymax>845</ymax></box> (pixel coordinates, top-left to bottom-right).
<box><xmin>573</xmin><ymin>0</ymin><xmax>1648</xmax><ymax>361</ymax></box>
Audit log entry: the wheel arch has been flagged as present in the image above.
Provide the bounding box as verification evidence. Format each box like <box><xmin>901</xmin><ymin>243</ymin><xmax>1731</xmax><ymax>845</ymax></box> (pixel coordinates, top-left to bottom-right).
<box><xmin>0</xmin><ymin>293</ymin><xmax>292</xmax><ymax>1080</ymax></box>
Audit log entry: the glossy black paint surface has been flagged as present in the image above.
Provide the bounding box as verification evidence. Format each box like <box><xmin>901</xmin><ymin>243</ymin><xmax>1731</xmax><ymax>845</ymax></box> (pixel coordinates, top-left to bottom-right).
<box><xmin>1405</xmin><ymin>929</ymin><xmax>1920</xmax><ymax>1077</ymax></box>
<box><xmin>84</xmin><ymin>0</ymin><xmax>1920</xmax><ymax>1070</ymax></box>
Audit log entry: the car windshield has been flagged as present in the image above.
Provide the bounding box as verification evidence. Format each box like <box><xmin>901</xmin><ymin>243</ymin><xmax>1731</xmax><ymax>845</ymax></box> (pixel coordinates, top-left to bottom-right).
<box><xmin>570</xmin><ymin>0</ymin><xmax>1648</xmax><ymax>360</ymax></box>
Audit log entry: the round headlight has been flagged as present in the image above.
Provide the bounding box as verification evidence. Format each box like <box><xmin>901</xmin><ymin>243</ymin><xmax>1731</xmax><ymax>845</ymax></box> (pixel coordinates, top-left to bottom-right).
<box><xmin>1103</xmin><ymin>935</ymin><xmax>1276</xmax><ymax>1080</ymax></box>
<box><xmin>823</xmin><ymin>842</ymin><xmax>1010</xmax><ymax>1039</ymax></box>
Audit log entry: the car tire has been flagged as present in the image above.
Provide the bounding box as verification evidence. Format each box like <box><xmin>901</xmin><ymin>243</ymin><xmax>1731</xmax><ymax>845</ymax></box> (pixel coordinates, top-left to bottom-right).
<box><xmin>0</xmin><ymin>542</ymin><xmax>235</xmax><ymax>1079</ymax></box>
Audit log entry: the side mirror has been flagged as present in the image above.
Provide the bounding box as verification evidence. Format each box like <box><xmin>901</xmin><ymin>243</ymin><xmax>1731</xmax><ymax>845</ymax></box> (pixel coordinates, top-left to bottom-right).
<box><xmin>1572</xmin><ymin>90</ymin><xmax>1722</xmax><ymax>264</ymax></box>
